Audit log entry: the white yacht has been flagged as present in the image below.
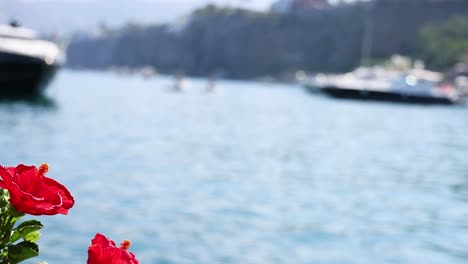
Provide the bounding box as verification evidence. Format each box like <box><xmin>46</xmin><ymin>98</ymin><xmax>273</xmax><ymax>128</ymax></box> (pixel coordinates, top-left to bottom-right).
<box><xmin>0</xmin><ymin>22</ymin><xmax>62</xmax><ymax>96</ymax></box>
<box><xmin>304</xmin><ymin>67</ymin><xmax>460</xmax><ymax>105</ymax></box>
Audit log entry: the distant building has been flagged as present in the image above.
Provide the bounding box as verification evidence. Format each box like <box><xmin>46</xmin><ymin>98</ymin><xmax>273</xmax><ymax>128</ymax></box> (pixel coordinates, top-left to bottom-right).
<box><xmin>271</xmin><ymin>0</ymin><xmax>329</xmax><ymax>13</ymax></box>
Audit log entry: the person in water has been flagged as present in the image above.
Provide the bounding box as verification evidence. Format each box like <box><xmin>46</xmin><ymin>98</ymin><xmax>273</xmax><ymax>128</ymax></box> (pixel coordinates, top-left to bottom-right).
<box><xmin>173</xmin><ymin>71</ymin><xmax>185</xmax><ymax>92</ymax></box>
<box><xmin>206</xmin><ymin>75</ymin><xmax>217</xmax><ymax>93</ymax></box>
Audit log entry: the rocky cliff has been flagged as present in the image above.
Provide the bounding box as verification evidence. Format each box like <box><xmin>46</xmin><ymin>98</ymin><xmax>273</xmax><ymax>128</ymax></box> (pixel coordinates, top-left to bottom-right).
<box><xmin>66</xmin><ymin>0</ymin><xmax>468</xmax><ymax>79</ymax></box>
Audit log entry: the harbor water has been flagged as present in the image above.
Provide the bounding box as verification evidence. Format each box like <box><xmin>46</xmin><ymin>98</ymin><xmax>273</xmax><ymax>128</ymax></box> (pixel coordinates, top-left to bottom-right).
<box><xmin>1</xmin><ymin>70</ymin><xmax>468</xmax><ymax>264</ymax></box>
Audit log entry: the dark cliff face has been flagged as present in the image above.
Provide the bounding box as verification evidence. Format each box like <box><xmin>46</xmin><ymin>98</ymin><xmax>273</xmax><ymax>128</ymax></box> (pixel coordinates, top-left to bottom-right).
<box><xmin>66</xmin><ymin>0</ymin><xmax>468</xmax><ymax>79</ymax></box>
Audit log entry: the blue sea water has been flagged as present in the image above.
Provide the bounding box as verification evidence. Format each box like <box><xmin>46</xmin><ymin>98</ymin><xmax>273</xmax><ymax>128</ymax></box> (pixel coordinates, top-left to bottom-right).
<box><xmin>1</xmin><ymin>70</ymin><xmax>468</xmax><ymax>264</ymax></box>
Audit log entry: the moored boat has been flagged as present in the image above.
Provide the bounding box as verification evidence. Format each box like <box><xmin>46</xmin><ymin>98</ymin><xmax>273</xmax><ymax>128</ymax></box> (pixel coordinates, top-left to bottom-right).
<box><xmin>0</xmin><ymin>22</ymin><xmax>62</xmax><ymax>97</ymax></box>
<box><xmin>304</xmin><ymin>67</ymin><xmax>461</xmax><ymax>105</ymax></box>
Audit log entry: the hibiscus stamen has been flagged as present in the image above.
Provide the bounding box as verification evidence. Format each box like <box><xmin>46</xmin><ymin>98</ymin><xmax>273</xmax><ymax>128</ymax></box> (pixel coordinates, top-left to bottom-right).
<box><xmin>38</xmin><ymin>163</ymin><xmax>49</xmax><ymax>177</ymax></box>
<box><xmin>120</xmin><ymin>240</ymin><xmax>131</xmax><ymax>250</ymax></box>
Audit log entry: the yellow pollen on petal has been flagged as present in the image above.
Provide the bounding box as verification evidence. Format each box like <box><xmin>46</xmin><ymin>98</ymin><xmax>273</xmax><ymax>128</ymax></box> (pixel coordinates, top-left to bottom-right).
<box><xmin>38</xmin><ymin>163</ymin><xmax>49</xmax><ymax>177</ymax></box>
<box><xmin>120</xmin><ymin>240</ymin><xmax>131</xmax><ymax>250</ymax></box>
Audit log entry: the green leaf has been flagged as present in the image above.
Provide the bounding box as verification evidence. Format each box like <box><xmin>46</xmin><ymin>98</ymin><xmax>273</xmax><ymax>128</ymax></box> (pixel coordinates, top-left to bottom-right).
<box><xmin>10</xmin><ymin>220</ymin><xmax>43</xmax><ymax>244</ymax></box>
<box><xmin>0</xmin><ymin>189</ymin><xmax>9</xmax><ymax>208</ymax></box>
<box><xmin>7</xmin><ymin>204</ymin><xmax>25</xmax><ymax>218</ymax></box>
<box><xmin>7</xmin><ymin>241</ymin><xmax>39</xmax><ymax>264</ymax></box>
<box><xmin>24</xmin><ymin>231</ymin><xmax>40</xmax><ymax>243</ymax></box>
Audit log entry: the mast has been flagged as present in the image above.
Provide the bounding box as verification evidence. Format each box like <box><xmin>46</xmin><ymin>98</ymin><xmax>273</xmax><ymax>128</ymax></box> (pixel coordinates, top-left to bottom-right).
<box><xmin>360</xmin><ymin>0</ymin><xmax>374</xmax><ymax>65</ymax></box>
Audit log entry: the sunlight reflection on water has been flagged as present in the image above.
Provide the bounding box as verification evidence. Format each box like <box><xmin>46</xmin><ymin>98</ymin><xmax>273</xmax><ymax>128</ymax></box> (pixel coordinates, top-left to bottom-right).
<box><xmin>1</xmin><ymin>70</ymin><xmax>468</xmax><ymax>264</ymax></box>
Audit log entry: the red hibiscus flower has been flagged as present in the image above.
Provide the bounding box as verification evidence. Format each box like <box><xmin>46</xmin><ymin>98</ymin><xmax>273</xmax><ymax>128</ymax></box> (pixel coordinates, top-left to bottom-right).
<box><xmin>88</xmin><ymin>233</ymin><xmax>139</xmax><ymax>264</ymax></box>
<box><xmin>0</xmin><ymin>163</ymin><xmax>74</xmax><ymax>216</ymax></box>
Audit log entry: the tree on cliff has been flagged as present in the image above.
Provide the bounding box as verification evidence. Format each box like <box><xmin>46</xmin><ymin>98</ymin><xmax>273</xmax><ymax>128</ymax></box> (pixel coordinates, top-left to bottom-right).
<box><xmin>418</xmin><ymin>16</ymin><xmax>468</xmax><ymax>69</ymax></box>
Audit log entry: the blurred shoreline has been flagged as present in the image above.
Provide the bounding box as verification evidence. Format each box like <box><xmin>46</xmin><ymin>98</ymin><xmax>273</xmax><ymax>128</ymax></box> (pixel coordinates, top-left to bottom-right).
<box><xmin>64</xmin><ymin>0</ymin><xmax>468</xmax><ymax>81</ymax></box>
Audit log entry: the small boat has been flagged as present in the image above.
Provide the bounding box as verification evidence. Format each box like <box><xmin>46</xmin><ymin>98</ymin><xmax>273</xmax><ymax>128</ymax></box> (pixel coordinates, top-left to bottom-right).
<box><xmin>0</xmin><ymin>22</ymin><xmax>62</xmax><ymax>97</ymax></box>
<box><xmin>304</xmin><ymin>67</ymin><xmax>461</xmax><ymax>105</ymax></box>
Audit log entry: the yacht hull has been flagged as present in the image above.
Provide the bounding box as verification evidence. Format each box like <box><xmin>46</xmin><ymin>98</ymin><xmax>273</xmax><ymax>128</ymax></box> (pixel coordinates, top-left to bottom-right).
<box><xmin>320</xmin><ymin>86</ymin><xmax>457</xmax><ymax>105</ymax></box>
<box><xmin>0</xmin><ymin>51</ymin><xmax>58</xmax><ymax>97</ymax></box>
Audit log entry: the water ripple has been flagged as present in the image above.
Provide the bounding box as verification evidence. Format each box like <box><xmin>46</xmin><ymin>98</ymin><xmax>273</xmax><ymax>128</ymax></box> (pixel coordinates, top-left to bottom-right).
<box><xmin>0</xmin><ymin>70</ymin><xmax>467</xmax><ymax>264</ymax></box>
